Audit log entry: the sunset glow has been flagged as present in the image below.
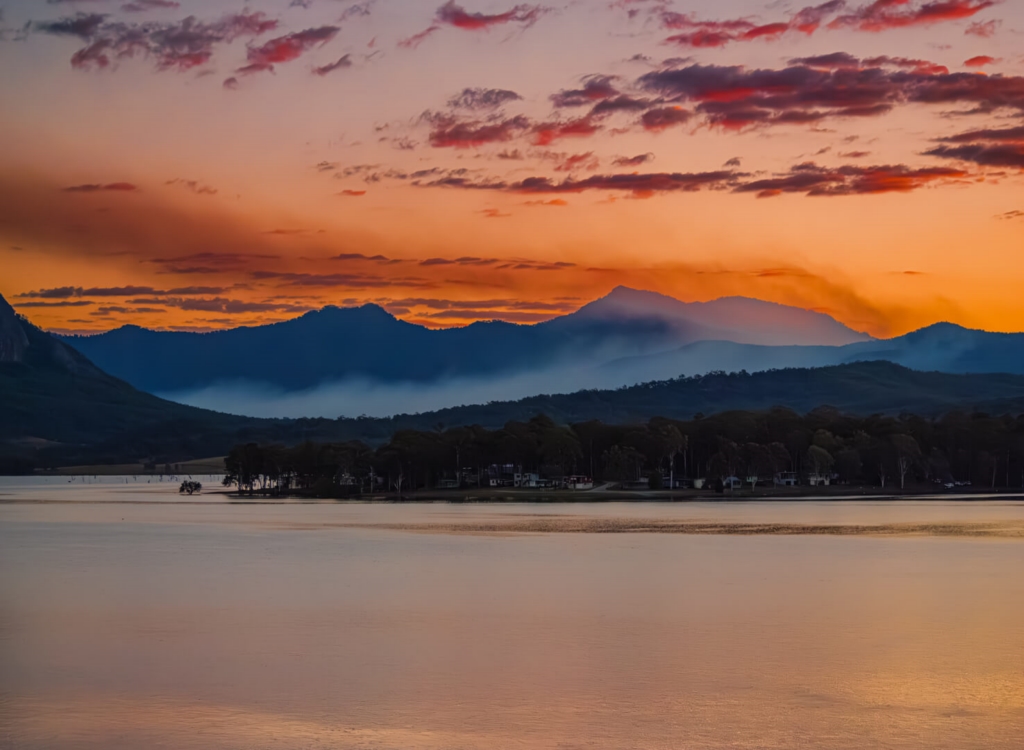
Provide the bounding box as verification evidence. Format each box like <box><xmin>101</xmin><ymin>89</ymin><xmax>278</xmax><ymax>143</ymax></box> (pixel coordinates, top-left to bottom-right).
<box><xmin>2</xmin><ymin>0</ymin><xmax>1023</xmax><ymax>336</ymax></box>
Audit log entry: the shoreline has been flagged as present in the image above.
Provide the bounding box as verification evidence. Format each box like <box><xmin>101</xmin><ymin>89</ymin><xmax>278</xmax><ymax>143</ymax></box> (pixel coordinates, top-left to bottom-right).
<box><xmin>4</xmin><ymin>487</ymin><xmax>1024</xmax><ymax>505</ymax></box>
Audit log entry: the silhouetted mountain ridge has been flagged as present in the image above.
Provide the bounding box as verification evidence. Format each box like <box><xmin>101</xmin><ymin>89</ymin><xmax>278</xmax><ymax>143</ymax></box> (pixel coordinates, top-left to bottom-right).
<box><xmin>54</xmin><ymin>287</ymin><xmax>875</xmax><ymax>398</ymax></box>
<box><xmin>7</xmin><ymin>286</ymin><xmax>1024</xmax><ymax>469</ymax></box>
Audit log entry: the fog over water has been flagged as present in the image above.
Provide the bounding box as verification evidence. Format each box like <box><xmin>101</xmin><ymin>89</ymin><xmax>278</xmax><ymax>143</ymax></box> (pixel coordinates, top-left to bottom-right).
<box><xmin>2</xmin><ymin>481</ymin><xmax>1023</xmax><ymax>749</ymax></box>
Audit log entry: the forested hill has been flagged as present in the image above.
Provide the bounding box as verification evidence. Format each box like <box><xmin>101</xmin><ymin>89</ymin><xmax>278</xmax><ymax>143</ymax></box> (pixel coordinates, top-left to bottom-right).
<box><xmin>375</xmin><ymin>362</ymin><xmax>1024</xmax><ymax>429</ymax></box>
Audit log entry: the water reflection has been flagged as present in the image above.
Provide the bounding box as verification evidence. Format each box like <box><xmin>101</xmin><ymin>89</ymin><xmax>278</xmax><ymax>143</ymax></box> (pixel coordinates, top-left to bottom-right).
<box><xmin>1</xmin><ymin>489</ymin><xmax>1022</xmax><ymax>749</ymax></box>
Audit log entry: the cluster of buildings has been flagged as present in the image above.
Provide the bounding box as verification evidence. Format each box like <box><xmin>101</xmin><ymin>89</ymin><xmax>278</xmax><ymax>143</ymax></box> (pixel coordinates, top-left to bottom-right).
<box><xmin>435</xmin><ymin>465</ymin><xmax>833</xmax><ymax>492</ymax></box>
<box><xmin>437</xmin><ymin>465</ymin><xmax>594</xmax><ymax>490</ymax></box>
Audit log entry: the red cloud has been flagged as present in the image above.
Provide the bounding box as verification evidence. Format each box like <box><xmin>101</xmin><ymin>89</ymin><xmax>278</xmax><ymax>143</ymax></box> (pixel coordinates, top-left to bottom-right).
<box><xmin>661</xmin><ymin>0</ymin><xmax>841</xmax><ymax>48</ymax></box>
<box><xmin>830</xmin><ymin>0</ymin><xmax>995</xmax><ymax>32</ymax></box>
<box><xmin>426</xmin><ymin>114</ymin><xmax>531</xmax><ymax>147</ymax></box>
<box><xmin>661</xmin><ymin>0</ymin><xmax>993</xmax><ymax>48</ymax></box>
<box><xmin>400</xmin><ymin>1</ymin><xmax>545</xmax><ymax>47</ymax></box>
<box><xmin>742</xmin><ymin>22</ymin><xmax>791</xmax><ymax>40</ymax></box>
<box><xmin>638</xmin><ymin>61</ymin><xmax>1024</xmax><ymax>131</ymax></box>
<box><xmin>436</xmin><ymin>1</ymin><xmax>545</xmax><ymax>30</ymax></box>
<box><xmin>424</xmin><ymin>160</ymin><xmax>968</xmax><ymax>199</ymax></box>
<box><xmin>398</xmin><ymin>25</ymin><xmax>440</xmax><ymax>48</ymax></box>
<box><xmin>338</xmin><ymin>189</ymin><xmax>367</xmax><ymax>196</ymax></box>
<box><xmin>964</xmin><ymin>55</ymin><xmax>997</xmax><ymax>67</ymax></box>
<box><xmin>735</xmin><ymin>162</ymin><xmax>966</xmax><ymax>196</ymax></box>
<box><xmin>238</xmin><ymin>26</ymin><xmax>340</xmax><ymax>74</ymax></box>
<box><xmin>532</xmin><ymin>118</ymin><xmax>600</xmax><ymax>146</ymax></box>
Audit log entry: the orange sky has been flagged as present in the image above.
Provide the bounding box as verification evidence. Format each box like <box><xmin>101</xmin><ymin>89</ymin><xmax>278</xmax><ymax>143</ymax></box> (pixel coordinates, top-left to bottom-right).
<box><xmin>1</xmin><ymin>0</ymin><xmax>1022</xmax><ymax>336</ymax></box>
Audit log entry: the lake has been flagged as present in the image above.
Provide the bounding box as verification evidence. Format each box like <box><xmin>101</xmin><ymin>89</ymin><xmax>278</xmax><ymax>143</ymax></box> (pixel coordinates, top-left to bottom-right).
<box><xmin>1</xmin><ymin>478</ymin><xmax>1023</xmax><ymax>749</ymax></box>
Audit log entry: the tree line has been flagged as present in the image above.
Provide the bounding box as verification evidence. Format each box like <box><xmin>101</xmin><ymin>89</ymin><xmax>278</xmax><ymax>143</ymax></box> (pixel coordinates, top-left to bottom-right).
<box><xmin>223</xmin><ymin>408</ymin><xmax>1024</xmax><ymax>496</ymax></box>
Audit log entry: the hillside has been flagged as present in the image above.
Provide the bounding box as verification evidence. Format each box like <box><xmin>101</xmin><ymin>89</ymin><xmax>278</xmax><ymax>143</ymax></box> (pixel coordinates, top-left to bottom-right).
<box><xmin>0</xmin><ymin>294</ymin><xmax>349</xmax><ymax>468</ymax></box>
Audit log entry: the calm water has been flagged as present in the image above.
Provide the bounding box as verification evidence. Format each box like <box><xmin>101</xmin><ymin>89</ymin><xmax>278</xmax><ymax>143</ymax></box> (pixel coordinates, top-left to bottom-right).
<box><xmin>1</xmin><ymin>480</ymin><xmax>1023</xmax><ymax>749</ymax></box>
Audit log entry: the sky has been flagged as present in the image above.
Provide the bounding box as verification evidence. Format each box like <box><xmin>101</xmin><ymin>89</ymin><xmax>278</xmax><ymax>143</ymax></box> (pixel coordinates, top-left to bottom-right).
<box><xmin>1</xmin><ymin>0</ymin><xmax>1022</xmax><ymax>337</ymax></box>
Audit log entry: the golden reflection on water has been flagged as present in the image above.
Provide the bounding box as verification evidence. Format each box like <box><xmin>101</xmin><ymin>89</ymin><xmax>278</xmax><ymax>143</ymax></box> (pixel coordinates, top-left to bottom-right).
<box><xmin>1</xmin><ymin>486</ymin><xmax>1023</xmax><ymax>749</ymax></box>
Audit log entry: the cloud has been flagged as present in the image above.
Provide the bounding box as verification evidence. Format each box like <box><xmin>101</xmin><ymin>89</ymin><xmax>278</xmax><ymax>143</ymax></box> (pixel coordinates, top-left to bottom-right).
<box><xmin>400</xmin><ymin>1</ymin><xmax>545</xmax><ymax>47</ymax></box>
<box><xmin>550</xmin><ymin>75</ymin><xmax>620</xmax><ymax>107</ymax></box>
<box><xmin>425</xmin><ymin>170</ymin><xmax>737</xmax><ymax>197</ymax></box>
<box><xmin>658</xmin><ymin>0</ymin><xmax>993</xmax><ymax>49</ymax></box>
<box><xmin>996</xmin><ymin>209</ymin><xmax>1023</xmax><ymax>219</ymax></box>
<box><xmin>425</xmin><ymin>112</ymin><xmax>531</xmax><ymax>147</ymax></box>
<box><xmin>588</xmin><ymin>95</ymin><xmax>657</xmax><ymax>117</ymax></box>
<box><xmin>148</xmin><ymin>252</ymin><xmax>280</xmax><ymax>268</ymax></box>
<box><xmin>830</xmin><ymin>0</ymin><xmax>995</xmax><ymax>32</ymax></box>
<box><xmin>33</xmin><ymin>13</ymin><xmax>107</xmax><ymax>40</ymax></box>
<box><xmin>313</xmin><ymin>54</ymin><xmax>352</xmax><ymax>76</ymax></box>
<box><xmin>19</xmin><ymin>285</ymin><xmax>228</xmax><ymax>299</ymax></box>
<box><xmin>337</xmin><ymin>189</ymin><xmax>367</xmax><ymax>196</ymax></box>
<box><xmin>532</xmin><ymin>117</ymin><xmax>600</xmax><ymax>146</ymax></box>
<box><xmin>250</xmin><ymin>271</ymin><xmax>435</xmax><ymax>289</ymax></box>
<box><xmin>660</xmin><ymin>0</ymin><xmax>844</xmax><ymax>48</ymax></box>
<box><xmin>640</xmin><ymin>106</ymin><xmax>692</xmax><ymax>131</ymax></box>
<box><xmin>398</xmin><ymin>24</ymin><xmax>440</xmax><ymax>48</ymax></box>
<box><xmin>734</xmin><ymin>162</ymin><xmax>967</xmax><ymax>197</ymax></box>
<box><xmin>165</xmin><ymin>178</ymin><xmax>217</xmax><ymax>195</ymax></box>
<box><xmin>14</xmin><ymin>300</ymin><xmax>96</xmax><ymax>308</ymax></box>
<box><xmin>121</xmin><ymin>0</ymin><xmax>180</xmax><ymax>12</ymax></box>
<box><xmin>382</xmin><ymin>297</ymin><xmax>576</xmax><ymax>313</ymax></box>
<box><xmin>965</xmin><ymin>19</ymin><xmax>1000</xmax><ymax>36</ymax></box>
<box><xmin>523</xmin><ymin>198</ymin><xmax>568</xmax><ymax>206</ymax></box>
<box><xmin>925</xmin><ymin>125</ymin><xmax>1024</xmax><ymax>168</ymax></box>
<box><xmin>419</xmin><ymin>256</ymin><xmax>499</xmax><ymax>266</ymax></box>
<box><xmin>924</xmin><ymin>143</ymin><xmax>1024</xmax><ymax>168</ymax></box>
<box><xmin>237</xmin><ymin>26</ymin><xmax>340</xmax><ymax>75</ymax></box>
<box><xmin>937</xmin><ymin>125</ymin><xmax>1024</xmax><ymax>142</ymax></box>
<box><xmin>447</xmin><ymin>87</ymin><xmax>522</xmax><ymax>110</ymax></box>
<box><xmin>436</xmin><ymin>1</ymin><xmax>545</xmax><ymax>30</ymax></box>
<box><xmin>63</xmin><ymin>182</ymin><xmax>137</xmax><ymax>192</ymax></box>
<box><xmin>551</xmin><ymin>152</ymin><xmax>599</xmax><ymax>172</ymax></box>
<box><xmin>612</xmin><ymin>153</ymin><xmax>654</xmax><ymax>167</ymax></box>
<box><xmin>636</xmin><ymin>60</ymin><xmax>1024</xmax><ymax>131</ymax></box>
<box><xmin>333</xmin><ymin>253</ymin><xmax>390</xmax><ymax>262</ymax></box>
<box><xmin>963</xmin><ymin>55</ymin><xmax>997</xmax><ymax>67</ymax></box>
<box><xmin>426</xmin><ymin>159</ymin><xmax>969</xmax><ymax>199</ymax></box>
<box><xmin>35</xmin><ymin>10</ymin><xmax>278</xmax><ymax>72</ymax></box>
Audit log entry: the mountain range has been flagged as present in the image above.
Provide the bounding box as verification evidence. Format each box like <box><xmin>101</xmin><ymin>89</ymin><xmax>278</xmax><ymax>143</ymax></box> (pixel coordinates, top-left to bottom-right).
<box><xmin>6</xmin><ymin>289</ymin><xmax>1024</xmax><ymax>469</ymax></box>
<box><xmin>54</xmin><ymin>286</ymin><xmax>1024</xmax><ymax>418</ymax></box>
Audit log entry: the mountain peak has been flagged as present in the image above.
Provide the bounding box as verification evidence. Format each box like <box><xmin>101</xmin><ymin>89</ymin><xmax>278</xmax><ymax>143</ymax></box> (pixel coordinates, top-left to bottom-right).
<box><xmin>572</xmin><ymin>287</ymin><xmax>870</xmax><ymax>347</ymax></box>
<box><xmin>0</xmin><ymin>292</ymin><xmax>30</xmax><ymax>363</ymax></box>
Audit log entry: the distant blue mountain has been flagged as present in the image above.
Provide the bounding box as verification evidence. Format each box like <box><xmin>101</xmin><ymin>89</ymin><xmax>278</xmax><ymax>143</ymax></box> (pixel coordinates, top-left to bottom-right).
<box><xmin>600</xmin><ymin>323</ymin><xmax>1024</xmax><ymax>385</ymax></box>
<box><xmin>56</xmin><ymin>287</ymin><xmax>871</xmax><ymax>395</ymax></box>
<box><xmin>52</xmin><ymin>286</ymin><xmax>1024</xmax><ymax>418</ymax></box>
